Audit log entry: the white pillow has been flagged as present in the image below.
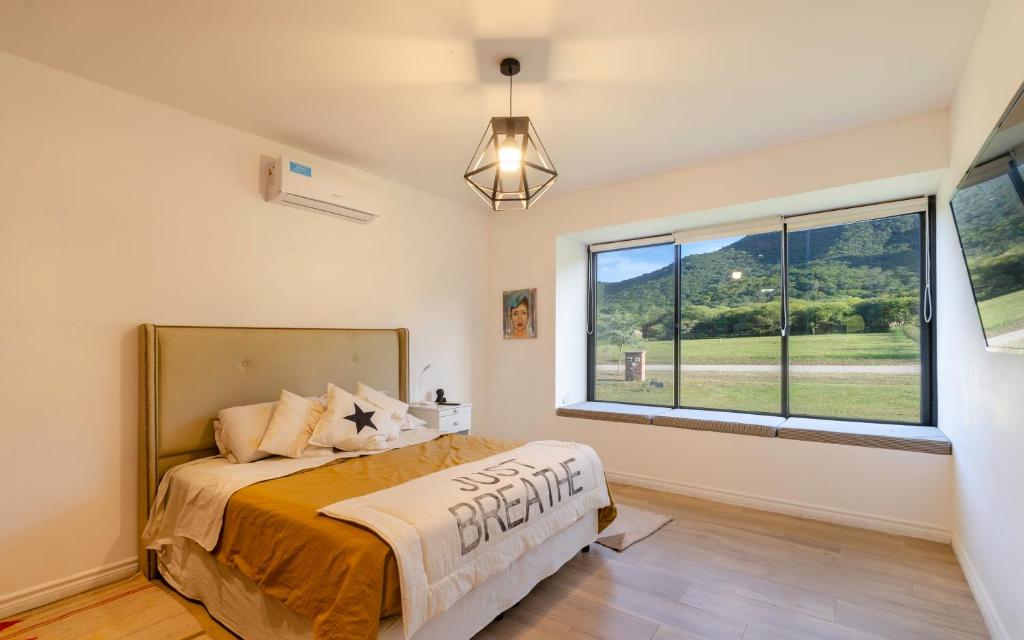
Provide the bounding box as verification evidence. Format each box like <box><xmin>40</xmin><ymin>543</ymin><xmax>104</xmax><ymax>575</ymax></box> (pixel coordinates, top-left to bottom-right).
<box><xmin>214</xmin><ymin>401</ymin><xmax>276</xmax><ymax>464</ymax></box>
<box><xmin>258</xmin><ymin>390</ymin><xmax>332</xmax><ymax>459</ymax></box>
<box><xmin>361</xmin><ymin>403</ymin><xmax>402</xmax><ymax>441</ymax></box>
<box><xmin>401</xmin><ymin>412</ymin><xmax>428</xmax><ymax>430</ymax></box>
<box><xmin>309</xmin><ymin>384</ymin><xmax>389</xmax><ymax>451</ymax></box>
<box><xmin>356</xmin><ymin>382</ymin><xmax>408</xmax><ymax>415</ymax></box>
<box><xmin>356</xmin><ymin>382</ymin><xmax>409</xmax><ymax>437</ymax></box>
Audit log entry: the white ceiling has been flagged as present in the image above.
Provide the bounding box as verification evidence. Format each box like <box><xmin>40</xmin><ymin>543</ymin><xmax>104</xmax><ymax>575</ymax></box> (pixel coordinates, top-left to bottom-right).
<box><xmin>0</xmin><ymin>0</ymin><xmax>989</xmax><ymax>208</ymax></box>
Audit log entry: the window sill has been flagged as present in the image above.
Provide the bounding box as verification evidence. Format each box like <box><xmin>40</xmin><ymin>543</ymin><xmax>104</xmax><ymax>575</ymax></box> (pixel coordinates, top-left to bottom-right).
<box><xmin>654</xmin><ymin>408</ymin><xmax>782</xmax><ymax>437</ymax></box>
<box><xmin>555</xmin><ymin>403</ymin><xmax>951</xmax><ymax>455</ymax></box>
<box><xmin>554</xmin><ymin>402</ymin><xmax>660</xmax><ymax>425</ymax></box>
<box><xmin>777</xmin><ymin>417</ymin><xmax>951</xmax><ymax>455</ymax></box>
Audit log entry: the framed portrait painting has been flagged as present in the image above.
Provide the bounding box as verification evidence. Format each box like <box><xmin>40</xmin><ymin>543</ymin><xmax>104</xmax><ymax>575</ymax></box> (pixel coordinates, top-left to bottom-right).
<box><xmin>503</xmin><ymin>288</ymin><xmax>536</xmax><ymax>339</ymax></box>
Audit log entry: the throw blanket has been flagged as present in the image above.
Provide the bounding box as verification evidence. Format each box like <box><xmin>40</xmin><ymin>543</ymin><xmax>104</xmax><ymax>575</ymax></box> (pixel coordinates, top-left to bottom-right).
<box><xmin>319</xmin><ymin>440</ymin><xmax>611</xmax><ymax>638</ymax></box>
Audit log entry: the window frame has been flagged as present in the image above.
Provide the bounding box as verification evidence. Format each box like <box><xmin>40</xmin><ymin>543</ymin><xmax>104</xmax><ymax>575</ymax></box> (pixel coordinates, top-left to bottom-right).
<box><xmin>586</xmin><ymin>238</ymin><xmax>678</xmax><ymax>409</ymax></box>
<box><xmin>586</xmin><ymin>197</ymin><xmax>937</xmax><ymax>426</ymax></box>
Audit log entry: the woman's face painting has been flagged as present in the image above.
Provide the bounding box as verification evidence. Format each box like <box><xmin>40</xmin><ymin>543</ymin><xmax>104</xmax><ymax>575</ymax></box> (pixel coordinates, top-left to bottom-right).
<box><xmin>510</xmin><ymin>302</ymin><xmax>530</xmax><ymax>335</ymax></box>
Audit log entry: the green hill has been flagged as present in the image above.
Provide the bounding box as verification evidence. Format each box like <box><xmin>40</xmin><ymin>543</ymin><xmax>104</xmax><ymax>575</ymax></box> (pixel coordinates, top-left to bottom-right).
<box><xmin>597</xmin><ymin>215</ymin><xmax>922</xmax><ymax>341</ymax></box>
<box><xmin>951</xmin><ymin>168</ymin><xmax>1024</xmax><ymax>301</ymax></box>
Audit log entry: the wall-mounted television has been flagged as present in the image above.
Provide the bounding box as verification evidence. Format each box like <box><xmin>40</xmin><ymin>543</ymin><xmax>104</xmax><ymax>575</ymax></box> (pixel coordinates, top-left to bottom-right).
<box><xmin>950</xmin><ymin>82</ymin><xmax>1024</xmax><ymax>354</ymax></box>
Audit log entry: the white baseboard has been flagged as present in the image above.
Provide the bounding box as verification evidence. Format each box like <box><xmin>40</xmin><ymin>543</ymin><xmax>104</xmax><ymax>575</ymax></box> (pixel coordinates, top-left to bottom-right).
<box><xmin>952</xmin><ymin>532</ymin><xmax>1010</xmax><ymax>640</ymax></box>
<box><xmin>0</xmin><ymin>557</ymin><xmax>137</xmax><ymax>619</ymax></box>
<box><xmin>605</xmin><ymin>469</ymin><xmax>952</xmax><ymax>543</ymax></box>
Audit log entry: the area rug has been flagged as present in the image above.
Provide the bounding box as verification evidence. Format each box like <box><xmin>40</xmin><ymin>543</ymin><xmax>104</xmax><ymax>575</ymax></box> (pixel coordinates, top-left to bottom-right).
<box><xmin>0</xmin><ymin>574</ymin><xmax>208</xmax><ymax>640</ymax></box>
<box><xmin>595</xmin><ymin>504</ymin><xmax>673</xmax><ymax>551</ymax></box>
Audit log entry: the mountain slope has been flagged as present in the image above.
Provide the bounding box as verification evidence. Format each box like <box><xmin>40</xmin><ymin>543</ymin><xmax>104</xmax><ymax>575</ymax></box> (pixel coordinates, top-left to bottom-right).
<box><xmin>596</xmin><ymin>215</ymin><xmax>922</xmax><ymax>340</ymax></box>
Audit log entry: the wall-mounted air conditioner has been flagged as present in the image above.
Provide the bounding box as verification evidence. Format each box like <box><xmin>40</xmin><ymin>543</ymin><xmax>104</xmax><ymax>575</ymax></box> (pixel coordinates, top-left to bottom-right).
<box><xmin>266</xmin><ymin>156</ymin><xmax>379</xmax><ymax>224</ymax></box>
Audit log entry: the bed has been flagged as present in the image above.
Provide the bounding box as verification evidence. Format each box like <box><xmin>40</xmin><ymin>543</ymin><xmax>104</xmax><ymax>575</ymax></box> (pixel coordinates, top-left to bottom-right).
<box><xmin>138</xmin><ymin>324</ymin><xmax>612</xmax><ymax>640</ymax></box>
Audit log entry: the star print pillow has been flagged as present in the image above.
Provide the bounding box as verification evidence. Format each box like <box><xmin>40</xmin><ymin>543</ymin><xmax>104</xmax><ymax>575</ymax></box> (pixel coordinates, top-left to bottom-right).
<box><xmin>355</xmin><ymin>382</ymin><xmax>407</xmax><ymax>439</ymax></box>
<box><xmin>308</xmin><ymin>383</ymin><xmax>389</xmax><ymax>452</ymax></box>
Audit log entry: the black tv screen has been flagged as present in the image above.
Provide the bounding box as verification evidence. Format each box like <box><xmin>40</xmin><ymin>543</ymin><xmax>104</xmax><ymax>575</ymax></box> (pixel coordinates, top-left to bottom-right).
<box><xmin>950</xmin><ymin>84</ymin><xmax>1024</xmax><ymax>353</ymax></box>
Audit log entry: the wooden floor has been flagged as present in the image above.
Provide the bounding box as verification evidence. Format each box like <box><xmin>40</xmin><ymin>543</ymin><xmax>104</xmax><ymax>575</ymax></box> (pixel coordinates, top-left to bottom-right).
<box><xmin>3</xmin><ymin>483</ymin><xmax>988</xmax><ymax>640</ymax></box>
<box><xmin>0</xmin><ymin>574</ymin><xmax>214</xmax><ymax>640</ymax></box>
<box><xmin>475</xmin><ymin>484</ymin><xmax>989</xmax><ymax>640</ymax></box>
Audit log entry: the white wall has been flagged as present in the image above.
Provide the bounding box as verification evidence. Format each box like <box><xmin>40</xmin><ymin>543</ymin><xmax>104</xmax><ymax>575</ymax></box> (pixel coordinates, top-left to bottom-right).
<box><xmin>938</xmin><ymin>1</ymin><xmax>1024</xmax><ymax>637</ymax></box>
<box><xmin>485</xmin><ymin>111</ymin><xmax>955</xmax><ymax>540</ymax></box>
<box><xmin>0</xmin><ymin>51</ymin><xmax>488</xmax><ymax>601</ymax></box>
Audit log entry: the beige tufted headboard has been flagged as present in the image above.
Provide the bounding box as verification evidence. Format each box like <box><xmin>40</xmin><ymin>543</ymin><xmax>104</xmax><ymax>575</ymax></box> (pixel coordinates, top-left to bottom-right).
<box><xmin>137</xmin><ymin>324</ymin><xmax>409</xmax><ymax>578</ymax></box>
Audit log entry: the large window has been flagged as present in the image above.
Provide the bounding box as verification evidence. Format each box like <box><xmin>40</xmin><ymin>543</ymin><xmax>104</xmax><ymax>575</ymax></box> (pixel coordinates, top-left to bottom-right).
<box><xmin>592</xmin><ymin>242</ymin><xmax>676</xmax><ymax>406</ymax></box>
<box><xmin>678</xmin><ymin>224</ymin><xmax>783</xmax><ymax>414</ymax></box>
<box><xmin>587</xmin><ymin>198</ymin><xmax>935</xmax><ymax>425</ymax></box>
<box><xmin>787</xmin><ymin>213</ymin><xmax>924</xmax><ymax>422</ymax></box>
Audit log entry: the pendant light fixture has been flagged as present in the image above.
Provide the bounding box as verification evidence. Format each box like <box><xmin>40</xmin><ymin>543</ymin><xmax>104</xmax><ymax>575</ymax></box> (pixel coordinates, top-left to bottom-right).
<box><xmin>464</xmin><ymin>58</ymin><xmax>557</xmax><ymax>211</ymax></box>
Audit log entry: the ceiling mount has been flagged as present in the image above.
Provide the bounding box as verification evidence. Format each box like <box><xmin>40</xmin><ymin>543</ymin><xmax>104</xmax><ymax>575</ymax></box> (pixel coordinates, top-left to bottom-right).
<box><xmin>499</xmin><ymin>58</ymin><xmax>521</xmax><ymax>77</ymax></box>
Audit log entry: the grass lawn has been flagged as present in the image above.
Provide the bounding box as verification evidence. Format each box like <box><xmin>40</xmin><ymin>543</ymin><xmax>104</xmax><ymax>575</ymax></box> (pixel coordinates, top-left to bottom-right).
<box><xmin>789</xmin><ymin>373</ymin><xmax>920</xmax><ymax>423</ymax></box>
<box><xmin>594</xmin><ymin>331</ymin><xmax>922</xmax><ymax>421</ymax></box>
<box><xmin>596</xmin><ymin>331</ymin><xmax>919</xmax><ymax>366</ymax></box>
<box><xmin>595</xmin><ymin>370</ymin><xmax>920</xmax><ymax>423</ymax></box>
<box><xmin>679</xmin><ymin>372</ymin><xmax>780</xmax><ymax>414</ymax></box>
<box><xmin>595</xmin><ymin>370</ymin><xmax>675</xmax><ymax>407</ymax></box>
<box><xmin>978</xmin><ymin>289</ymin><xmax>1024</xmax><ymax>336</ymax></box>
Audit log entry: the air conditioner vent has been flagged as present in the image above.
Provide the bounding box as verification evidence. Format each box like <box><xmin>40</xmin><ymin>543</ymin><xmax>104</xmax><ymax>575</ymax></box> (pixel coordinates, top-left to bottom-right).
<box><xmin>279</xmin><ymin>193</ymin><xmax>377</xmax><ymax>223</ymax></box>
<box><xmin>266</xmin><ymin>156</ymin><xmax>379</xmax><ymax>224</ymax></box>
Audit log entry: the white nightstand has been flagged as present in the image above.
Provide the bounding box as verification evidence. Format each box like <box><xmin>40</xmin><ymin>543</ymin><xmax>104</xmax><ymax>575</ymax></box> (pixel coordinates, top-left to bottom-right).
<box><xmin>409</xmin><ymin>403</ymin><xmax>472</xmax><ymax>435</ymax></box>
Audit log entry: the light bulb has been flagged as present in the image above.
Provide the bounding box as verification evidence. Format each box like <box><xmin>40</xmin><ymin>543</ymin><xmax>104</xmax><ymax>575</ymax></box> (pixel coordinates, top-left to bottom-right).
<box><xmin>498</xmin><ymin>137</ymin><xmax>522</xmax><ymax>172</ymax></box>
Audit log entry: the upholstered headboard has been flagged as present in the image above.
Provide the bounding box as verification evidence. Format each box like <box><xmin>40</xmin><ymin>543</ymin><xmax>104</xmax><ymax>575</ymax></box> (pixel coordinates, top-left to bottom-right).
<box><xmin>137</xmin><ymin>324</ymin><xmax>409</xmax><ymax>577</ymax></box>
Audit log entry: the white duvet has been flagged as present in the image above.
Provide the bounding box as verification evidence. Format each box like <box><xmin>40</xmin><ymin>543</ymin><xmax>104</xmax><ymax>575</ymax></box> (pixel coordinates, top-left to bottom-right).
<box><xmin>319</xmin><ymin>440</ymin><xmax>610</xmax><ymax>639</ymax></box>
<box><xmin>142</xmin><ymin>427</ymin><xmax>442</xmax><ymax>552</ymax></box>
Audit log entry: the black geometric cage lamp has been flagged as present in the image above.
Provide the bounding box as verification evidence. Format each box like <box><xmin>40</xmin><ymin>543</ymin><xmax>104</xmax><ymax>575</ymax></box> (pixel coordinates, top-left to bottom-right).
<box><xmin>464</xmin><ymin>58</ymin><xmax>557</xmax><ymax>211</ymax></box>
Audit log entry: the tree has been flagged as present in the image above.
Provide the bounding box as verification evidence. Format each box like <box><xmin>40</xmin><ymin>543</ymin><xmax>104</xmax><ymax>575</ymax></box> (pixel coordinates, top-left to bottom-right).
<box><xmin>606</xmin><ymin>328</ymin><xmax>645</xmax><ymax>375</ymax></box>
